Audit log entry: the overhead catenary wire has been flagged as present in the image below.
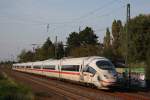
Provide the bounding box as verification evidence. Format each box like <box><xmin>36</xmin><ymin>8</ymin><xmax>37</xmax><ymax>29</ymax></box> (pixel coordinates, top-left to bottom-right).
<box><xmin>0</xmin><ymin>1</ymin><xmax>144</xmax><ymax>27</ymax></box>
<box><xmin>66</xmin><ymin>0</ymin><xmax>119</xmax><ymax>22</ymax></box>
<box><xmin>0</xmin><ymin>0</ymin><xmax>124</xmax><ymax>26</ymax></box>
<box><xmin>0</xmin><ymin>0</ymin><xmax>128</xmax><ymax>40</ymax></box>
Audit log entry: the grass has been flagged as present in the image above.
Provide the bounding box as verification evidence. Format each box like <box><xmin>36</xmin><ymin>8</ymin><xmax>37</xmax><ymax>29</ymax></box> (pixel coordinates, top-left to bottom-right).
<box><xmin>0</xmin><ymin>72</ymin><xmax>34</xmax><ymax>100</ymax></box>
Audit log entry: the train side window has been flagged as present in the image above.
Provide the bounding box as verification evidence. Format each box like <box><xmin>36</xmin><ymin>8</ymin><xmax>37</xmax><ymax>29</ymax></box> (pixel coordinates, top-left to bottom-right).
<box><xmin>86</xmin><ymin>66</ymin><xmax>96</xmax><ymax>75</ymax></box>
<box><xmin>43</xmin><ymin>65</ymin><xmax>55</xmax><ymax>70</ymax></box>
<box><xmin>61</xmin><ymin>65</ymin><xmax>79</xmax><ymax>72</ymax></box>
<box><xmin>33</xmin><ymin>66</ymin><xmax>41</xmax><ymax>69</ymax></box>
<box><xmin>26</xmin><ymin>66</ymin><xmax>31</xmax><ymax>68</ymax></box>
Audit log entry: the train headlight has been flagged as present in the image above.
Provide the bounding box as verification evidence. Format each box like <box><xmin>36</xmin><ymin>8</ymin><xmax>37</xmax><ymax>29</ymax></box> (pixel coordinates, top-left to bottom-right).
<box><xmin>104</xmin><ymin>75</ymin><xmax>109</xmax><ymax>79</ymax></box>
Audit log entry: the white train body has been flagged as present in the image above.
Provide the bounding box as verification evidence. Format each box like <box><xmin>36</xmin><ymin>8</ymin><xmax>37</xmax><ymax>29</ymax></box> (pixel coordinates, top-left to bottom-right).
<box><xmin>13</xmin><ymin>56</ymin><xmax>117</xmax><ymax>89</ymax></box>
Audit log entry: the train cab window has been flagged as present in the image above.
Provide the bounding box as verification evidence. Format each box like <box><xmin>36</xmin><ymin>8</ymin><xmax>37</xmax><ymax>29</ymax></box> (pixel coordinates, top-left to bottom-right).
<box><xmin>84</xmin><ymin>65</ymin><xmax>96</xmax><ymax>75</ymax></box>
<box><xmin>96</xmin><ymin>60</ymin><xmax>114</xmax><ymax>70</ymax></box>
<box><xmin>26</xmin><ymin>66</ymin><xmax>31</xmax><ymax>68</ymax></box>
<box><xmin>61</xmin><ymin>65</ymin><xmax>79</xmax><ymax>72</ymax></box>
<box><xmin>43</xmin><ymin>65</ymin><xmax>55</xmax><ymax>70</ymax></box>
<box><xmin>33</xmin><ymin>66</ymin><xmax>41</xmax><ymax>69</ymax></box>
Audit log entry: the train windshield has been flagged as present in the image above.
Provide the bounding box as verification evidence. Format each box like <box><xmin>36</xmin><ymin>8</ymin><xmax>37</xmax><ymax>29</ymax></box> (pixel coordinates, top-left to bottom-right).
<box><xmin>96</xmin><ymin>60</ymin><xmax>115</xmax><ymax>70</ymax></box>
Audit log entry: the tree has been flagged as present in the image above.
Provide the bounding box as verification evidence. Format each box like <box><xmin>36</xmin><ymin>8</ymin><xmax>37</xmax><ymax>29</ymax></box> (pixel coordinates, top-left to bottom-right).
<box><xmin>104</xmin><ymin>28</ymin><xmax>111</xmax><ymax>48</ymax></box>
<box><xmin>122</xmin><ymin>14</ymin><xmax>150</xmax><ymax>85</ymax></box>
<box><xmin>18</xmin><ymin>50</ymin><xmax>34</xmax><ymax>62</ymax></box>
<box><xmin>66</xmin><ymin>27</ymin><xmax>99</xmax><ymax>56</ymax></box>
<box><xmin>79</xmin><ymin>27</ymin><xmax>98</xmax><ymax>45</ymax></box>
<box><xmin>56</xmin><ymin>42</ymin><xmax>64</xmax><ymax>59</ymax></box>
<box><xmin>127</xmin><ymin>14</ymin><xmax>150</xmax><ymax>62</ymax></box>
<box><xmin>103</xmin><ymin>28</ymin><xmax>114</xmax><ymax>58</ymax></box>
<box><xmin>18</xmin><ymin>49</ymin><xmax>26</xmax><ymax>62</ymax></box>
<box><xmin>18</xmin><ymin>37</ymin><xmax>55</xmax><ymax>61</ymax></box>
<box><xmin>41</xmin><ymin>37</ymin><xmax>55</xmax><ymax>60</ymax></box>
<box><xmin>70</xmin><ymin>44</ymin><xmax>102</xmax><ymax>57</ymax></box>
<box><xmin>112</xmin><ymin>20</ymin><xmax>123</xmax><ymax>58</ymax></box>
<box><xmin>42</xmin><ymin>37</ymin><xmax>52</xmax><ymax>50</ymax></box>
<box><xmin>67</xmin><ymin>32</ymin><xmax>80</xmax><ymax>49</ymax></box>
<box><xmin>34</xmin><ymin>48</ymin><xmax>44</xmax><ymax>60</ymax></box>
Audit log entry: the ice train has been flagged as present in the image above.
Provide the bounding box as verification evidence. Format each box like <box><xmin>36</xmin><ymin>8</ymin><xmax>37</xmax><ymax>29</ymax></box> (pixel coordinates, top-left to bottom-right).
<box><xmin>12</xmin><ymin>56</ymin><xmax>117</xmax><ymax>89</ymax></box>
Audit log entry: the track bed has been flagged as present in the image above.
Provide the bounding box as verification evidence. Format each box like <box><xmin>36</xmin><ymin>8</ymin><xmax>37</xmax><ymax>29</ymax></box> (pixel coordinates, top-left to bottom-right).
<box><xmin>2</xmin><ymin>68</ymin><xmax>150</xmax><ymax>100</ymax></box>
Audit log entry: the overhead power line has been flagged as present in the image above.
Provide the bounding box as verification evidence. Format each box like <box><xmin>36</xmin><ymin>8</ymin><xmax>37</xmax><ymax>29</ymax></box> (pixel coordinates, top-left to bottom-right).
<box><xmin>0</xmin><ymin>0</ymin><xmax>127</xmax><ymax>35</ymax></box>
<box><xmin>0</xmin><ymin>0</ymin><xmax>120</xmax><ymax>25</ymax></box>
<box><xmin>69</xmin><ymin>0</ymin><xmax>120</xmax><ymax>22</ymax></box>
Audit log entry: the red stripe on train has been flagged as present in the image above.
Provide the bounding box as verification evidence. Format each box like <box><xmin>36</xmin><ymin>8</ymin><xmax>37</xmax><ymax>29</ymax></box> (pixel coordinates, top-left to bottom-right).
<box><xmin>28</xmin><ymin>69</ymin><xmax>80</xmax><ymax>75</ymax></box>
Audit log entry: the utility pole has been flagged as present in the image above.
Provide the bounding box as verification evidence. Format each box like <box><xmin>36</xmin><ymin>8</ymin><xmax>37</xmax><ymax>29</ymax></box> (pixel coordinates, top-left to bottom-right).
<box><xmin>31</xmin><ymin>44</ymin><xmax>41</xmax><ymax>52</ymax></box>
<box><xmin>31</xmin><ymin>44</ymin><xmax>37</xmax><ymax>52</ymax></box>
<box><xmin>55</xmin><ymin>36</ymin><xmax>58</xmax><ymax>59</ymax></box>
<box><xmin>79</xmin><ymin>26</ymin><xmax>81</xmax><ymax>32</ymax></box>
<box><xmin>126</xmin><ymin>3</ymin><xmax>131</xmax><ymax>87</ymax></box>
<box><xmin>47</xmin><ymin>24</ymin><xmax>50</xmax><ymax>33</ymax></box>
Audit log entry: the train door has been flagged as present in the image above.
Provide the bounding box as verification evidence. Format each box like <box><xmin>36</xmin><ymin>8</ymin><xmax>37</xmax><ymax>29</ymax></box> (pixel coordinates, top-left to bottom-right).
<box><xmin>59</xmin><ymin>60</ymin><xmax>62</xmax><ymax>79</ymax></box>
<box><xmin>58</xmin><ymin>65</ymin><xmax>61</xmax><ymax>79</ymax></box>
<box><xmin>79</xmin><ymin>65</ymin><xmax>84</xmax><ymax>82</ymax></box>
<box><xmin>83</xmin><ymin>65</ymin><xmax>96</xmax><ymax>83</ymax></box>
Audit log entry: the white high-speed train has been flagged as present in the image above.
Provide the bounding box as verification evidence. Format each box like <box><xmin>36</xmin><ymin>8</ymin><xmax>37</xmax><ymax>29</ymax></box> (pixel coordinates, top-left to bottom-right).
<box><xmin>13</xmin><ymin>56</ymin><xmax>117</xmax><ymax>89</ymax></box>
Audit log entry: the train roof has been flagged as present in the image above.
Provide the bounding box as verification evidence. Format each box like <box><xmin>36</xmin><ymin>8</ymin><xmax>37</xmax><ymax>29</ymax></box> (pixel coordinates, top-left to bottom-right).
<box><xmin>13</xmin><ymin>56</ymin><xmax>108</xmax><ymax>66</ymax></box>
<box><xmin>32</xmin><ymin>61</ymin><xmax>44</xmax><ymax>66</ymax></box>
<box><xmin>62</xmin><ymin>56</ymin><xmax>106</xmax><ymax>60</ymax></box>
<box><xmin>61</xmin><ymin>56</ymin><xmax>108</xmax><ymax>65</ymax></box>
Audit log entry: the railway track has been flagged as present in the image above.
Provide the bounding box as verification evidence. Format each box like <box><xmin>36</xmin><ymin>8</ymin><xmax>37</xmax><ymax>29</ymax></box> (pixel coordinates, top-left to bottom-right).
<box><xmin>8</xmin><ymin>70</ymin><xmax>116</xmax><ymax>100</ymax></box>
<box><xmin>6</xmin><ymin>70</ymin><xmax>89</xmax><ymax>100</ymax></box>
<box><xmin>3</xmin><ymin>68</ymin><xmax>150</xmax><ymax>100</ymax></box>
<box><xmin>19</xmin><ymin>75</ymin><xmax>89</xmax><ymax>100</ymax></box>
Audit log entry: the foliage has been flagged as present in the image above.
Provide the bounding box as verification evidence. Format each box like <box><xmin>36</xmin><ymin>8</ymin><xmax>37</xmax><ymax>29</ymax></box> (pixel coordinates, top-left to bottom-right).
<box><xmin>103</xmin><ymin>28</ymin><xmax>115</xmax><ymax>58</ymax></box>
<box><xmin>18</xmin><ymin>50</ymin><xmax>34</xmax><ymax>62</ymax></box>
<box><xmin>0</xmin><ymin>72</ymin><xmax>34</xmax><ymax>100</ymax></box>
<box><xmin>79</xmin><ymin>27</ymin><xmax>98</xmax><ymax>45</ymax></box>
<box><xmin>127</xmin><ymin>14</ymin><xmax>150</xmax><ymax>62</ymax></box>
<box><xmin>111</xmin><ymin>20</ymin><xmax>123</xmax><ymax>58</ymax></box>
<box><xmin>103</xmin><ymin>15</ymin><xmax>150</xmax><ymax>83</ymax></box>
<box><xmin>40</xmin><ymin>37</ymin><xmax>55</xmax><ymax>60</ymax></box>
<box><xmin>67</xmin><ymin>32</ymin><xmax>80</xmax><ymax>49</ymax></box>
<box><xmin>56</xmin><ymin>42</ymin><xmax>65</xmax><ymax>59</ymax></box>
<box><xmin>103</xmin><ymin>28</ymin><xmax>111</xmax><ymax>48</ymax></box>
<box><xmin>102</xmin><ymin>47</ymin><xmax>114</xmax><ymax>59</ymax></box>
<box><xmin>18</xmin><ymin>37</ymin><xmax>57</xmax><ymax>62</ymax></box>
<box><xmin>67</xmin><ymin>27</ymin><xmax>100</xmax><ymax>57</ymax></box>
<box><xmin>124</xmin><ymin>14</ymin><xmax>150</xmax><ymax>83</ymax></box>
<box><xmin>69</xmin><ymin>44</ymin><xmax>102</xmax><ymax>57</ymax></box>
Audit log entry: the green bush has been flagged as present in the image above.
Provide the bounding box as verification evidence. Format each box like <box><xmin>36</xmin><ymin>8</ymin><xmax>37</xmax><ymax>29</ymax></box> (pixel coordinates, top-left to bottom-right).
<box><xmin>0</xmin><ymin>73</ymin><xmax>34</xmax><ymax>100</ymax></box>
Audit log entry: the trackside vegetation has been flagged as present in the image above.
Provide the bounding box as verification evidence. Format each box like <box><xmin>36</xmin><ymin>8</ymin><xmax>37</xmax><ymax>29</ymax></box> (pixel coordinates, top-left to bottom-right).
<box><xmin>0</xmin><ymin>72</ymin><xmax>34</xmax><ymax>100</ymax></box>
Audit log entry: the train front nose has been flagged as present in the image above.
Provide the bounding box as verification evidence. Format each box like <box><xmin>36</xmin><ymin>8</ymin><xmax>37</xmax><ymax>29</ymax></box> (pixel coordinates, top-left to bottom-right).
<box><xmin>101</xmin><ymin>79</ymin><xmax>117</xmax><ymax>87</ymax></box>
<box><xmin>101</xmin><ymin>74</ymin><xmax>117</xmax><ymax>87</ymax></box>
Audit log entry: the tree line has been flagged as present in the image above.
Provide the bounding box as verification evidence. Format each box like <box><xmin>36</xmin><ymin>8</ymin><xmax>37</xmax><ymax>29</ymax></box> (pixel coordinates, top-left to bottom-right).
<box><xmin>18</xmin><ymin>26</ymin><xmax>102</xmax><ymax>62</ymax></box>
<box><xmin>18</xmin><ymin>14</ymin><xmax>150</xmax><ymax>82</ymax></box>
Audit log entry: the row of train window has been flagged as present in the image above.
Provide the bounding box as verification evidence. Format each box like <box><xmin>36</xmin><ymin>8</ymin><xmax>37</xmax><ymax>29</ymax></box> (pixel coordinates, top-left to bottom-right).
<box><xmin>61</xmin><ymin>65</ymin><xmax>79</xmax><ymax>72</ymax></box>
<box><xmin>33</xmin><ymin>65</ymin><xmax>80</xmax><ymax>72</ymax></box>
<box><xmin>33</xmin><ymin>65</ymin><xmax>55</xmax><ymax>70</ymax></box>
<box><xmin>15</xmin><ymin>65</ymin><xmax>80</xmax><ymax>72</ymax></box>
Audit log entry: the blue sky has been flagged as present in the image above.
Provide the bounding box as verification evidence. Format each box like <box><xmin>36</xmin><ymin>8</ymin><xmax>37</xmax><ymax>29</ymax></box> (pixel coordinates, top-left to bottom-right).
<box><xmin>0</xmin><ymin>0</ymin><xmax>150</xmax><ymax>61</ymax></box>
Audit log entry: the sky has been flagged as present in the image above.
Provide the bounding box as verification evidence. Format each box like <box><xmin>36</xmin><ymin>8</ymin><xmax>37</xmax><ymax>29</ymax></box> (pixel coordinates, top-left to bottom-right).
<box><xmin>0</xmin><ymin>0</ymin><xmax>150</xmax><ymax>61</ymax></box>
